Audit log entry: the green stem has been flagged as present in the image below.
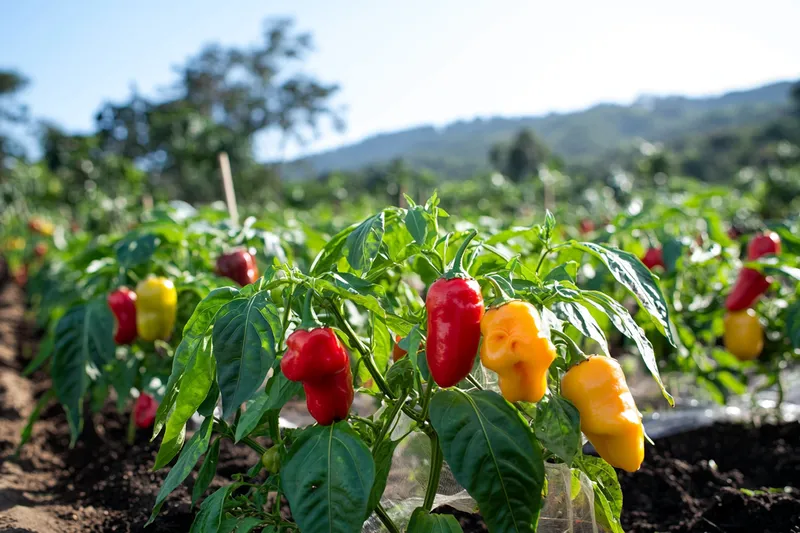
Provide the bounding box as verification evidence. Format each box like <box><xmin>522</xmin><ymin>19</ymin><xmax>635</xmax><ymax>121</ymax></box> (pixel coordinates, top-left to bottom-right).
<box><xmin>445</xmin><ymin>230</ymin><xmax>478</xmax><ymax>279</ymax></box>
<box><xmin>466</xmin><ymin>374</ymin><xmax>484</xmax><ymax>390</ymax></box>
<box><xmin>550</xmin><ymin>329</ymin><xmax>587</xmax><ymax>364</ymax></box>
<box><xmin>535</xmin><ymin>247</ymin><xmax>551</xmax><ymax>275</ymax></box>
<box><xmin>299</xmin><ymin>288</ymin><xmax>321</xmax><ymax>330</ymax></box>
<box><xmin>419</xmin><ymin>379</ymin><xmax>435</xmax><ymax>421</ymax></box>
<box><xmin>241</xmin><ymin>436</ymin><xmax>268</xmax><ymax>456</ymax></box>
<box><xmin>276</xmin><ymin>283</ymin><xmax>295</xmax><ymax>348</ymax></box>
<box><xmin>375</xmin><ymin>503</ymin><xmax>400</xmax><ymax>533</ymax></box>
<box><xmin>374</xmin><ymin>393</ymin><xmax>407</xmax><ymax>451</ymax></box>
<box><xmin>329</xmin><ymin>302</ymin><xmax>395</xmax><ymax>400</ymax></box>
<box><xmin>423</xmin><ymin>432</ymin><xmax>443</xmax><ymax>511</ymax></box>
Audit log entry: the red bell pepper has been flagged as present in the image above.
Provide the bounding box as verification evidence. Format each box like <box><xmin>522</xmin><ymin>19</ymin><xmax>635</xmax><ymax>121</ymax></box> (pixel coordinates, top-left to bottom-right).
<box><xmin>216</xmin><ymin>250</ymin><xmax>259</xmax><ymax>287</ymax></box>
<box><xmin>134</xmin><ymin>393</ymin><xmax>158</xmax><ymax>428</ymax></box>
<box><xmin>426</xmin><ymin>231</ymin><xmax>485</xmax><ymax>388</ymax></box>
<box><xmin>108</xmin><ymin>287</ymin><xmax>138</xmax><ymax>345</ymax></box>
<box><xmin>641</xmin><ymin>247</ymin><xmax>664</xmax><ymax>270</ymax></box>
<box><xmin>725</xmin><ymin>232</ymin><xmax>781</xmax><ymax>311</ymax></box>
<box><xmin>281</xmin><ymin>324</ymin><xmax>353</xmax><ymax>426</ymax></box>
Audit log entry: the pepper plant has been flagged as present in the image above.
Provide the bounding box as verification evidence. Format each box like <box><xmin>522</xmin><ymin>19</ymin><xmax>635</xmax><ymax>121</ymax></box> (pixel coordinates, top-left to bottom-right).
<box><xmin>150</xmin><ymin>195</ymin><xmax>678</xmax><ymax>533</ymax></box>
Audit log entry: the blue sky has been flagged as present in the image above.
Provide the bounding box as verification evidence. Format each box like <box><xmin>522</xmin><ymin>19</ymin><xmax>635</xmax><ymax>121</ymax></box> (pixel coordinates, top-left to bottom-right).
<box><xmin>2</xmin><ymin>0</ymin><xmax>799</xmax><ymax>160</ymax></box>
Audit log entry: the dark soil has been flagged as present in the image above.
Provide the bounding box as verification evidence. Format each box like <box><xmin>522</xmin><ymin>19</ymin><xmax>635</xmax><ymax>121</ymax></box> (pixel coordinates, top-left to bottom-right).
<box><xmin>1</xmin><ymin>259</ymin><xmax>799</xmax><ymax>533</ymax></box>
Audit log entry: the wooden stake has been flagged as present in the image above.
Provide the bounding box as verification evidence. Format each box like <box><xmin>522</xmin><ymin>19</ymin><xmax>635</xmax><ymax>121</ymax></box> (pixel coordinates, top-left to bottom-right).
<box><xmin>218</xmin><ymin>152</ymin><xmax>239</xmax><ymax>226</ymax></box>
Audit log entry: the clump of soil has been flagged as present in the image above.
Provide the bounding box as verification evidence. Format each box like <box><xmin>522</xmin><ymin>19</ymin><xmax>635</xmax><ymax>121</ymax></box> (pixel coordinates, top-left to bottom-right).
<box><xmin>619</xmin><ymin>422</ymin><xmax>800</xmax><ymax>533</ymax></box>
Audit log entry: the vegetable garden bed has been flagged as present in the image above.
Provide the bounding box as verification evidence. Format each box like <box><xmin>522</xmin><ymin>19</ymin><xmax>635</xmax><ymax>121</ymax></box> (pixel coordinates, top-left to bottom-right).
<box><xmin>1</xmin><ymin>270</ymin><xmax>798</xmax><ymax>532</ymax></box>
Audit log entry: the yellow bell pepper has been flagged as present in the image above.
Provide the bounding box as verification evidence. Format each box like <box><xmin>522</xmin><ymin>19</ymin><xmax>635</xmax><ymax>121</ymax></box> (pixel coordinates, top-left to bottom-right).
<box><xmin>480</xmin><ymin>301</ymin><xmax>556</xmax><ymax>403</ymax></box>
<box><xmin>723</xmin><ymin>308</ymin><xmax>763</xmax><ymax>361</ymax></box>
<box><xmin>561</xmin><ymin>355</ymin><xmax>644</xmax><ymax>472</ymax></box>
<box><xmin>135</xmin><ymin>277</ymin><xmax>177</xmax><ymax>341</ymax></box>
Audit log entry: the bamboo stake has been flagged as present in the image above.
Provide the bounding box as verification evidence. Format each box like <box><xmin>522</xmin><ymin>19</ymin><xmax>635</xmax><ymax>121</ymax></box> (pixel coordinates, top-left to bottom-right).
<box><xmin>218</xmin><ymin>152</ymin><xmax>239</xmax><ymax>226</ymax></box>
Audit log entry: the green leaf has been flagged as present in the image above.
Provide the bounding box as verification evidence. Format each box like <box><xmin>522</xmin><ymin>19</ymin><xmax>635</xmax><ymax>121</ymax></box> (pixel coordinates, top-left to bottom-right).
<box><xmin>407</xmin><ymin>508</ymin><xmax>463</xmax><ymax>532</ymax></box>
<box><xmin>235</xmin><ymin>372</ymin><xmax>302</xmax><ymax>442</ymax></box>
<box><xmin>190</xmin><ymin>483</ymin><xmax>239</xmax><ymax>533</ymax></box>
<box><xmin>786</xmin><ymin>301</ymin><xmax>800</xmax><ymax>350</ymax></box>
<box><xmin>22</xmin><ymin>332</ymin><xmax>53</xmax><ymax>376</ymax></box>
<box><xmin>578</xmin><ymin>456</ymin><xmax>624</xmax><ymax>533</ymax></box>
<box><xmin>386</xmin><ymin>357</ymin><xmax>414</xmax><ymax>395</ymax></box>
<box><xmin>282</xmin><ymin>422</ymin><xmax>376</xmax><ymax>533</ymax></box>
<box><xmin>115</xmin><ymin>233</ymin><xmax>160</xmax><ymax>268</ymax></box>
<box><xmin>544</xmin><ymin>262</ymin><xmax>578</xmax><ymax>283</ymax></box>
<box><xmin>147</xmin><ymin>417</ymin><xmax>214</xmax><ymax>525</ymax></box>
<box><xmin>583</xmin><ymin>290</ymin><xmax>673</xmax><ymax>406</ymax></box>
<box><xmin>405</xmin><ymin>206</ymin><xmax>429</xmax><ymax>246</ymax></box>
<box><xmin>16</xmin><ymin>390</ymin><xmax>55</xmax><ymax>454</ymax></box>
<box><xmin>551</xmin><ymin>300</ymin><xmax>610</xmax><ymax>356</ymax></box>
<box><xmin>52</xmin><ymin>300</ymin><xmax>115</xmax><ymax>444</ymax></box>
<box><xmin>662</xmin><ymin>238</ymin><xmax>683</xmax><ymax>274</ymax></box>
<box><xmin>345</xmin><ymin>212</ymin><xmax>385</xmax><ymax>272</ymax></box>
<box><xmin>213</xmin><ymin>292</ymin><xmax>282</xmax><ymax>418</ymax></box>
<box><xmin>310</xmin><ymin>223</ymin><xmax>358</xmax><ymax>275</ymax></box>
<box><xmin>533</xmin><ymin>394</ymin><xmax>581</xmax><ymax>465</ymax></box>
<box><xmin>197</xmin><ymin>381</ymin><xmax>220</xmax><ymax>417</ymax></box>
<box><xmin>571</xmin><ymin>241</ymin><xmax>674</xmax><ymax>345</ymax></box>
<box><xmin>542</xmin><ymin>210</ymin><xmax>556</xmax><ymax>243</ymax></box>
<box><xmin>154</xmin><ymin>287</ymin><xmax>238</xmax><ymax>439</ymax></box>
<box><xmin>192</xmin><ymin>437</ymin><xmax>221</xmax><ymax>506</ymax></box>
<box><xmin>154</xmin><ymin>335</ymin><xmax>215</xmax><ymax>469</ymax></box>
<box><xmin>366</xmin><ymin>438</ymin><xmax>399</xmax><ymax>519</ymax></box>
<box><xmin>429</xmin><ymin>390</ymin><xmax>544</xmax><ymax>533</ymax></box>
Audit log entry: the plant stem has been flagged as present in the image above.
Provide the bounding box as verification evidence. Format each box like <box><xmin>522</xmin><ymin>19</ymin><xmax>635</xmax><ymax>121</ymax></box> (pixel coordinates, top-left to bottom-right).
<box><xmin>375</xmin><ymin>503</ymin><xmax>400</xmax><ymax>533</ymax></box>
<box><xmin>329</xmin><ymin>302</ymin><xmax>395</xmax><ymax>400</ymax></box>
<box><xmin>466</xmin><ymin>374</ymin><xmax>484</xmax><ymax>390</ymax></box>
<box><xmin>241</xmin><ymin>436</ymin><xmax>268</xmax><ymax>456</ymax></box>
<box><xmin>374</xmin><ymin>393</ymin><xmax>407</xmax><ymax>451</ymax></box>
<box><xmin>423</xmin><ymin>432</ymin><xmax>443</xmax><ymax>511</ymax></box>
<box><xmin>420</xmin><ymin>379</ymin><xmax>435</xmax><ymax>421</ymax></box>
<box><xmin>535</xmin><ymin>247</ymin><xmax>551</xmax><ymax>275</ymax></box>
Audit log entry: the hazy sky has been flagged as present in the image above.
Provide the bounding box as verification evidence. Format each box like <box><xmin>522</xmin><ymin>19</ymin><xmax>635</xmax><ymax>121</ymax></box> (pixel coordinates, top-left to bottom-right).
<box><xmin>2</xmin><ymin>0</ymin><xmax>799</xmax><ymax>159</ymax></box>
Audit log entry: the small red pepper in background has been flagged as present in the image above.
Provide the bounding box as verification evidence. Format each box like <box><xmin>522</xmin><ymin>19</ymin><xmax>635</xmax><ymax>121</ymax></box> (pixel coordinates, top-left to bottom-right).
<box><xmin>725</xmin><ymin>231</ymin><xmax>781</xmax><ymax>311</ymax></box>
<box><xmin>216</xmin><ymin>250</ymin><xmax>259</xmax><ymax>287</ymax></box>
<box><xmin>426</xmin><ymin>231</ymin><xmax>485</xmax><ymax>388</ymax></box>
<box><xmin>108</xmin><ymin>287</ymin><xmax>138</xmax><ymax>345</ymax></box>
<box><xmin>13</xmin><ymin>264</ymin><xmax>28</xmax><ymax>287</ymax></box>
<box><xmin>34</xmin><ymin>243</ymin><xmax>48</xmax><ymax>258</ymax></box>
<box><xmin>641</xmin><ymin>247</ymin><xmax>664</xmax><ymax>270</ymax></box>
<box><xmin>281</xmin><ymin>327</ymin><xmax>354</xmax><ymax>425</ymax></box>
<box><xmin>392</xmin><ymin>334</ymin><xmax>407</xmax><ymax>362</ymax></box>
<box><xmin>579</xmin><ymin>219</ymin><xmax>595</xmax><ymax>235</ymax></box>
<box><xmin>134</xmin><ymin>393</ymin><xmax>158</xmax><ymax>428</ymax></box>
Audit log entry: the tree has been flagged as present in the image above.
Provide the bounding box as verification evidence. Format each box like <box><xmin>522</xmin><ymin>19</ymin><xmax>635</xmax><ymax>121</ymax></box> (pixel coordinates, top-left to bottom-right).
<box><xmin>0</xmin><ymin>69</ymin><xmax>29</xmax><ymax>163</ymax></box>
<box><xmin>489</xmin><ymin>129</ymin><xmax>550</xmax><ymax>183</ymax></box>
<box><xmin>94</xmin><ymin>18</ymin><xmax>342</xmax><ymax>203</ymax></box>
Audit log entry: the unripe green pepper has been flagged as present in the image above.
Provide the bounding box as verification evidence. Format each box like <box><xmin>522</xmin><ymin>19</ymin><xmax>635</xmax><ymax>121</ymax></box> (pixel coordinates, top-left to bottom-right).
<box><xmin>261</xmin><ymin>447</ymin><xmax>281</xmax><ymax>473</ymax></box>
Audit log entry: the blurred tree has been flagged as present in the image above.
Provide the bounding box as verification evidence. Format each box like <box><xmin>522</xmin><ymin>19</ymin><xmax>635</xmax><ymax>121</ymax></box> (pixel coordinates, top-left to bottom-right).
<box><xmin>0</xmin><ymin>69</ymin><xmax>29</xmax><ymax>164</ymax></box>
<box><xmin>489</xmin><ymin>129</ymin><xmax>550</xmax><ymax>183</ymax></box>
<box><xmin>94</xmin><ymin>18</ymin><xmax>341</xmax><ymax>204</ymax></box>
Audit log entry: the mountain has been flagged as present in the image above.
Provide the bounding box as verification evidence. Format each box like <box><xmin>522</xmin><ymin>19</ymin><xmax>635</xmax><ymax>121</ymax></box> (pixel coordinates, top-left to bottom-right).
<box><xmin>283</xmin><ymin>80</ymin><xmax>795</xmax><ymax>179</ymax></box>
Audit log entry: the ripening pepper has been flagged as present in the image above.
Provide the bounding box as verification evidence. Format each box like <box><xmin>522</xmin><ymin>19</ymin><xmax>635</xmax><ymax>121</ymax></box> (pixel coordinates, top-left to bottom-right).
<box><xmin>561</xmin><ymin>355</ymin><xmax>644</xmax><ymax>472</ymax></box>
<box><xmin>216</xmin><ymin>249</ymin><xmax>259</xmax><ymax>287</ymax></box>
<box><xmin>480</xmin><ymin>301</ymin><xmax>556</xmax><ymax>403</ymax></box>
<box><xmin>392</xmin><ymin>335</ymin><xmax>407</xmax><ymax>362</ymax></box>
<box><xmin>725</xmin><ymin>232</ymin><xmax>781</xmax><ymax>311</ymax></box>
<box><xmin>34</xmin><ymin>243</ymin><xmax>48</xmax><ymax>258</ymax></box>
<box><xmin>135</xmin><ymin>277</ymin><xmax>177</xmax><ymax>342</ymax></box>
<box><xmin>723</xmin><ymin>308</ymin><xmax>763</xmax><ymax>361</ymax></box>
<box><xmin>579</xmin><ymin>219</ymin><xmax>595</xmax><ymax>235</ymax></box>
<box><xmin>281</xmin><ymin>327</ymin><xmax>354</xmax><ymax>425</ymax></box>
<box><xmin>28</xmin><ymin>218</ymin><xmax>54</xmax><ymax>236</ymax></box>
<box><xmin>261</xmin><ymin>447</ymin><xmax>281</xmax><ymax>473</ymax></box>
<box><xmin>108</xmin><ymin>287</ymin><xmax>138</xmax><ymax>345</ymax></box>
<box><xmin>641</xmin><ymin>247</ymin><xmax>664</xmax><ymax>270</ymax></box>
<box><xmin>426</xmin><ymin>232</ymin><xmax>485</xmax><ymax>388</ymax></box>
<box><xmin>134</xmin><ymin>393</ymin><xmax>158</xmax><ymax>428</ymax></box>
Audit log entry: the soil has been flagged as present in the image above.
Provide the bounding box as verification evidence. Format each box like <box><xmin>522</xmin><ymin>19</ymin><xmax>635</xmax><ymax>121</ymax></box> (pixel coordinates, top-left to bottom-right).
<box><xmin>1</xmin><ymin>260</ymin><xmax>799</xmax><ymax>533</ymax></box>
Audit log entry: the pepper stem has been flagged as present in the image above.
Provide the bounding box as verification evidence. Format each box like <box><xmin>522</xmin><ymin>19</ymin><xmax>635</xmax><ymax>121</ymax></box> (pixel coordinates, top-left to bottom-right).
<box><xmin>444</xmin><ymin>229</ymin><xmax>478</xmax><ymax>279</ymax></box>
<box><xmin>550</xmin><ymin>329</ymin><xmax>588</xmax><ymax>366</ymax></box>
<box><xmin>299</xmin><ymin>288</ymin><xmax>321</xmax><ymax>330</ymax></box>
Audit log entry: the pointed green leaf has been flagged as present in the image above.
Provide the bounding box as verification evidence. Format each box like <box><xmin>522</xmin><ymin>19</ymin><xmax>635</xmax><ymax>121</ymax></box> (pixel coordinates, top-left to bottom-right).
<box><xmin>407</xmin><ymin>508</ymin><xmax>463</xmax><ymax>532</ymax></box>
<box><xmin>192</xmin><ymin>437</ymin><xmax>221</xmax><ymax>506</ymax></box>
<box><xmin>429</xmin><ymin>390</ymin><xmax>544</xmax><ymax>533</ymax></box>
<box><xmin>533</xmin><ymin>394</ymin><xmax>581</xmax><ymax>465</ymax></box>
<box><xmin>346</xmin><ymin>212</ymin><xmax>385</xmax><ymax>272</ymax></box>
<box><xmin>213</xmin><ymin>292</ymin><xmax>282</xmax><ymax>418</ymax></box>
<box><xmin>282</xmin><ymin>422</ymin><xmax>375</xmax><ymax>533</ymax></box>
